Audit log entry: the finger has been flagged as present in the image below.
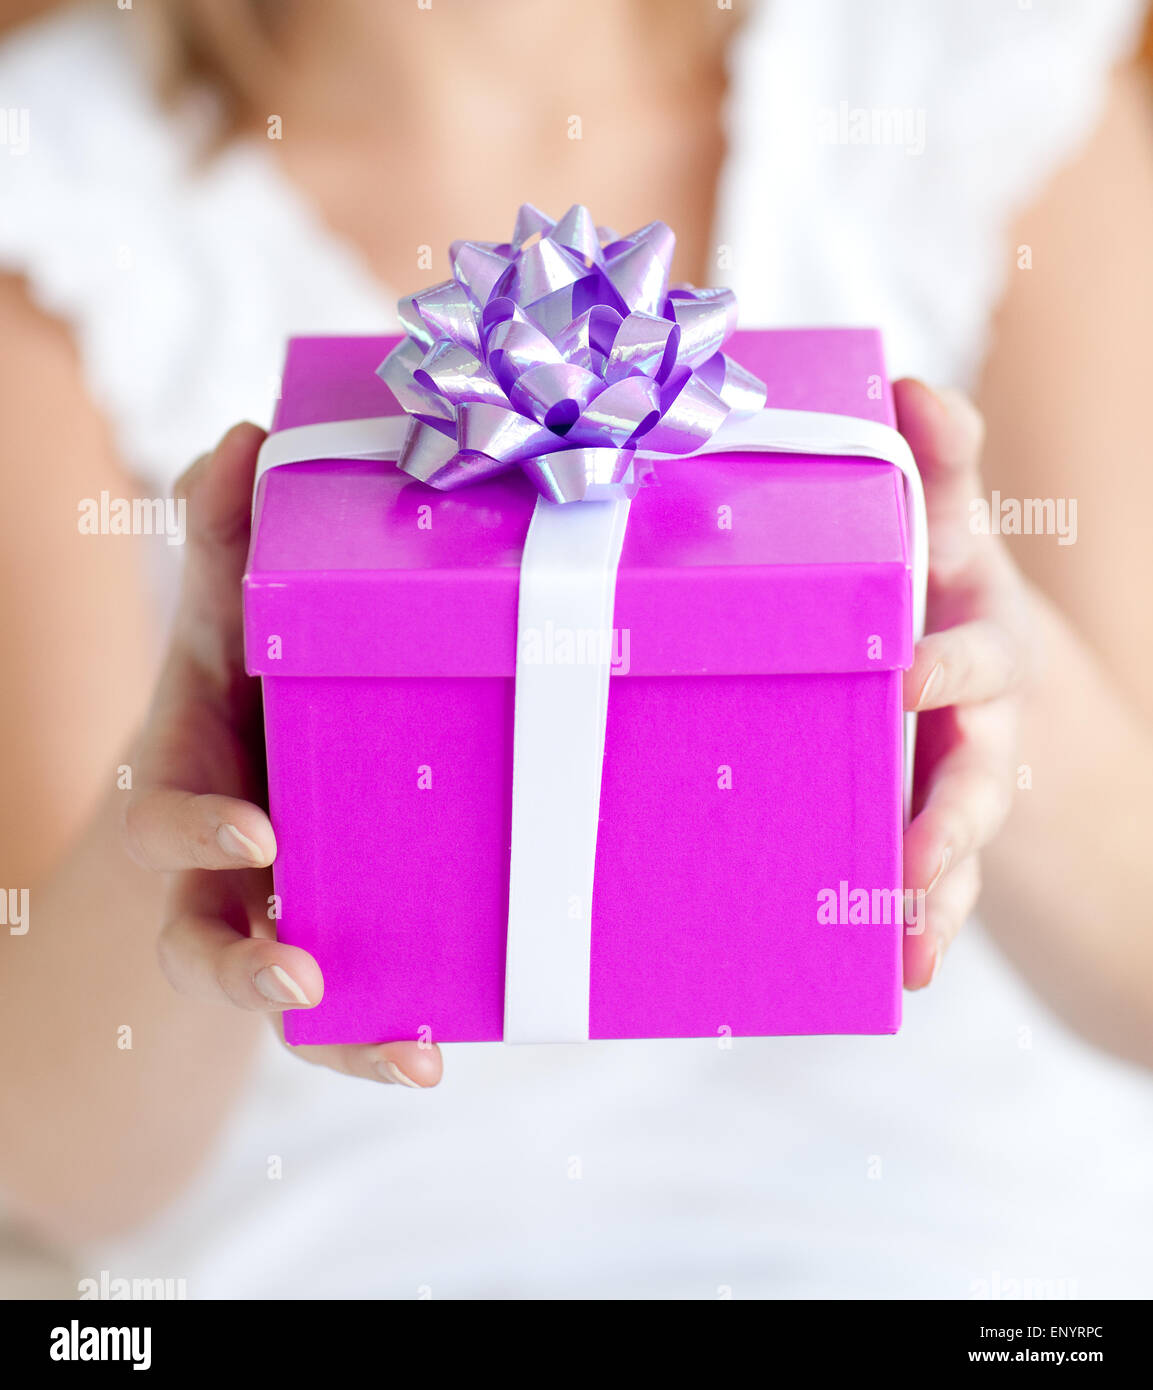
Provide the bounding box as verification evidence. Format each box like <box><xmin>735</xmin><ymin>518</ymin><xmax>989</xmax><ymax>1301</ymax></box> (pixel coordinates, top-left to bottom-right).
<box><xmin>158</xmin><ymin>904</ymin><xmax>323</xmax><ymax>1012</ymax></box>
<box><xmin>175</xmin><ymin>421</ymin><xmax>266</xmax><ymax>555</ymax></box>
<box><xmin>904</xmin><ymin>618</ymin><xmax>1023</xmax><ymax>711</ymax></box>
<box><xmin>893</xmin><ymin>379</ymin><xmax>984</xmax><ymax>510</ymax></box>
<box><xmin>173</xmin><ymin>422</ymin><xmax>266</xmax><ymax>676</ymax></box>
<box><xmin>123</xmin><ymin>788</ymin><xmax>276</xmax><ymax>871</ymax></box>
<box><xmin>289</xmin><ymin>1038</ymin><xmax>445</xmax><ymax>1089</ymax></box>
<box><xmin>893</xmin><ymin>379</ymin><xmax>989</xmax><ymax>580</ymax></box>
<box><xmin>904</xmin><ymin>729</ymin><xmax>1014</xmax><ymax>892</ymax></box>
<box><xmin>904</xmin><ymin>853</ymin><xmax>981</xmax><ymax>990</ymax></box>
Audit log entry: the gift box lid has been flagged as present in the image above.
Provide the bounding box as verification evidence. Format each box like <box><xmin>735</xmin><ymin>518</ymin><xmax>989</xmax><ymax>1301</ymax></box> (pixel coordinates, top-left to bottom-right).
<box><xmin>244</xmin><ymin>329</ymin><xmax>912</xmax><ymax>678</ymax></box>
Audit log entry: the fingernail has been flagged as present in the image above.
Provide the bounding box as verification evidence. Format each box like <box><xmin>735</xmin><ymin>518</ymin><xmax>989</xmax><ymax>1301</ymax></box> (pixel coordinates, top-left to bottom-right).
<box><xmin>377</xmin><ymin>1059</ymin><xmax>422</xmax><ymax>1089</ymax></box>
<box><xmin>927</xmin><ymin>846</ymin><xmax>952</xmax><ymax>894</ymax></box>
<box><xmin>928</xmin><ymin>939</ymin><xmax>944</xmax><ymax>985</ymax></box>
<box><xmin>254</xmin><ymin>964</ymin><xmax>311</xmax><ymax>1008</ymax></box>
<box><xmin>916</xmin><ymin>664</ymin><xmax>943</xmax><ymax>710</ymax></box>
<box><xmin>217</xmin><ymin>822</ymin><xmax>268</xmax><ymax>866</ymax></box>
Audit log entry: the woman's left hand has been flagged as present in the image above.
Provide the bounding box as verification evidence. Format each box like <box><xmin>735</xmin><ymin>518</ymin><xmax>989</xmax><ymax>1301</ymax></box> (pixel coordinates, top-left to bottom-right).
<box><xmin>894</xmin><ymin>379</ymin><xmax>1029</xmax><ymax>989</ymax></box>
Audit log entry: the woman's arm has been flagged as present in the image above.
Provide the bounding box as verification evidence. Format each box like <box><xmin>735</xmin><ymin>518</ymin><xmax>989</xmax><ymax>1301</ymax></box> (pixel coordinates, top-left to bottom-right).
<box><xmin>0</xmin><ymin>279</ymin><xmax>441</xmax><ymax>1244</ymax></box>
<box><xmin>973</xmin><ymin>61</ymin><xmax>1153</xmax><ymax>1063</ymax></box>
<box><xmin>0</xmin><ymin>275</ymin><xmax>265</xmax><ymax>1243</ymax></box>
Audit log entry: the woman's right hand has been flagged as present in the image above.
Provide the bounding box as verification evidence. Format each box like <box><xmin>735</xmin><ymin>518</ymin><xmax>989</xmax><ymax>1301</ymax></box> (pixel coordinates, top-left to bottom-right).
<box><xmin>122</xmin><ymin>423</ymin><xmax>443</xmax><ymax>1090</ymax></box>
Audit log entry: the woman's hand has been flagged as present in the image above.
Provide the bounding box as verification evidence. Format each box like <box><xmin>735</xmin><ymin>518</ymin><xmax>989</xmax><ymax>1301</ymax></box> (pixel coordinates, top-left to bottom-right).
<box><xmin>124</xmin><ymin>391</ymin><xmax>1019</xmax><ymax>1048</ymax></box>
<box><xmin>122</xmin><ymin>423</ymin><xmax>443</xmax><ymax>1089</ymax></box>
<box><xmin>895</xmin><ymin>380</ymin><xmax>1028</xmax><ymax>990</ymax></box>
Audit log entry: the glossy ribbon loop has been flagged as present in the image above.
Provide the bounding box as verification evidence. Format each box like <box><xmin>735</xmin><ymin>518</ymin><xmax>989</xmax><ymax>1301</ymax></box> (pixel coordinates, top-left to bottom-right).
<box><xmin>378</xmin><ymin>204</ymin><xmax>767</xmax><ymax>502</ymax></box>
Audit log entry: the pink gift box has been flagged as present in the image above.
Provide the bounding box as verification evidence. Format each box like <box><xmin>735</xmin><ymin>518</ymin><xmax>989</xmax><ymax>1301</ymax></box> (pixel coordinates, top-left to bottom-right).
<box><xmin>243</xmin><ymin>328</ymin><xmax>912</xmax><ymax>1044</ymax></box>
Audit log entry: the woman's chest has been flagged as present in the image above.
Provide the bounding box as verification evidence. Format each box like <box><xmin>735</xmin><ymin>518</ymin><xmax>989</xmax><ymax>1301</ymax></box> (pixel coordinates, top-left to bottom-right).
<box><xmin>271</xmin><ymin>85</ymin><xmax>728</xmax><ymax>293</ymax></box>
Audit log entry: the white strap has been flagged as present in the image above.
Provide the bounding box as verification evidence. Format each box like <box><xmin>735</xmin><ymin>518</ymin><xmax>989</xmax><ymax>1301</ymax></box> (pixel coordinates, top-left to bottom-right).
<box><xmin>252</xmin><ymin>416</ymin><xmax>409</xmax><ymax>516</ymax></box>
<box><xmin>503</xmin><ymin>497</ymin><xmax>631</xmax><ymax>1044</ymax></box>
<box><xmin>253</xmin><ymin>407</ymin><xmax>925</xmax><ymax>642</ymax></box>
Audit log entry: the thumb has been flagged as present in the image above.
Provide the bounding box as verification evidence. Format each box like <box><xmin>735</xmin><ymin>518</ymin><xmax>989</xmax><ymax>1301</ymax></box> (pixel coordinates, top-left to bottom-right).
<box><xmin>175</xmin><ymin>421</ymin><xmax>266</xmax><ymax>556</ymax></box>
<box><xmin>893</xmin><ymin>379</ymin><xmax>988</xmax><ymax>581</ymax></box>
<box><xmin>172</xmin><ymin>421</ymin><xmax>266</xmax><ymax>672</ymax></box>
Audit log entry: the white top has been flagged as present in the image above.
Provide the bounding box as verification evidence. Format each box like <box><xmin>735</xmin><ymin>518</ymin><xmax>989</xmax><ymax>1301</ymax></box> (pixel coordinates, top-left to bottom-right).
<box><xmin>4</xmin><ymin>0</ymin><xmax>1151</xmax><ymax>1299</ymax></box>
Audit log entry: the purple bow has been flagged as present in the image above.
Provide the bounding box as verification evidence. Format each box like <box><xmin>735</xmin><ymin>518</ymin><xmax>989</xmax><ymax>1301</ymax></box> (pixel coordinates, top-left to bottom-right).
<box><xmin>378</xmin><ymin>204</ymin><xmax>766</xmax><ymax>503</ymax></box>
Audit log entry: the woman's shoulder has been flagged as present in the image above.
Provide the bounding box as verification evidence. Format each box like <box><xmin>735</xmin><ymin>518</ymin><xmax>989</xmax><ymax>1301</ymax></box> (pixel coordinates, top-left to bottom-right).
<box><xmin>756</xmin><ymin>0</ymin><xmax>1147</xmax><ymax>215</ymax></box>
<box><xmin>0</xmin><ymin>4</ymin><xmax>211</xmax><ymax>305</ymax></box>
<box><xmin>723</xmin><ymin>0</ymin><xmax>1148</xmax><ymax>384</ymax></box>
<box><xmin>0</xmin><ymin>5</ymin><xmax>213</xmax><ymax>481</ymax></box>
<box><xmin>0</xmin><ymin>4</ymin><xmax>389</xmax><ymax>488</ymax></box>
<box><xmin>0</xmin><ymin>3</ymin><xmax>186</xmax><ymax>173</ymax></box>
<box><xmin>759</xmin><ymin>0</ymin><xmax>1145</xmax><ymax>88</ymax></box>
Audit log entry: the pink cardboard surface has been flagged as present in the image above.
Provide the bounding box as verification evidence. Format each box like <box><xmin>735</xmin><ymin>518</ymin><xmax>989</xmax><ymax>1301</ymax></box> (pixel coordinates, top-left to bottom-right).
<box><xmin>244</xmin><ymin>328</ymin><xmax>911</xmax><ymax>1043</ymax></box>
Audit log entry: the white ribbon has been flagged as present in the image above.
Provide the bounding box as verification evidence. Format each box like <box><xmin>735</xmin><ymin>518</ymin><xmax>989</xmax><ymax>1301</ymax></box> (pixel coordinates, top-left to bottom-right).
<box><xmin>255</xmin><ymin>411</ymin><xmax>926</xmax><ymax>1044</ymax></box>
<box><xmin>504</xmin><ymin>497</ymin><xmax>631</xmax><ymax>1043</ymax></box>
